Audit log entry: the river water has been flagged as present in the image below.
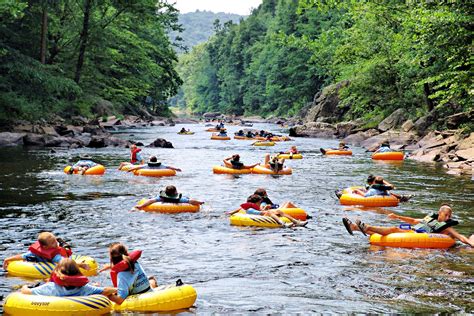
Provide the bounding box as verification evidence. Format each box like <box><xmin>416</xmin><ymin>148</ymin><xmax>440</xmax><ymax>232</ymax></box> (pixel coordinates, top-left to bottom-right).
<box><xmin>0</xmin><ymin>123</ymin><xmax>473</xmax><ymax>314</ymax></box>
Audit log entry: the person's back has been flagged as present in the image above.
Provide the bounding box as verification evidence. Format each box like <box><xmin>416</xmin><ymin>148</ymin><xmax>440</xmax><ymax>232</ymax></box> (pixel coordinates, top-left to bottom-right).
<box><xmin>116</xmin><ymin>261</ymin><xmax>150</xmax><ymax>297</ymax></box>
<box><xmin>74</xmin><ymin>159</ymin><xmax>96</xmax><ymax>168</ymax></box>
<box><xmin>364</xmin><ymin>177</ymin><xmax>391</xmax><ymax>197</ymax></box>
<box><xmin>376</xmin><ymin>142</ymin><xmax>392</xmax><ymax>153</ymax></box>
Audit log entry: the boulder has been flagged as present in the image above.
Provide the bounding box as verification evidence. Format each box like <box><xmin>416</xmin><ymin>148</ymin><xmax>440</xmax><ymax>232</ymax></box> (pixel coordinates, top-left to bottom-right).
<box><xmin>0</xmin><ymin>132</ymin><xmax>25</xmax><ymax>146</ymax></box>
<box><xmin>94</xmin><ymin>98</ymin><xmax>114</xmax><ymax>117</ymax></box>
<box><xmin>12</xmin><ymin>124</ymin><xmax>34</xmax><ymax>133</ymax></box>
<box><xmin>343</xmin><ymin>129</ymin><xmax>379</xmax><ymax>146</ymax></box>
<box><xmin>290</xmin><ymin>122</ymin><xmax>336</xmax><ymax>138</ymax></box>
<box><xmin>71</xmin><ymin>116</ymin><xmax>89</xmax><ymax>126</ymax></box>
<box><xmin>455</xmin><ymin>148</ymin><xmax>474</xmax><ymax>161</ymax></box>
<box><xmin>23</xmin><ymin>133</ymin><xmax>46</xmax><ymax>146</ymax></box>
<box><xmin>146</xmin><ymin>138</ymin><xmax>173</xmax><ymax>148</ymax></box>
<box><xmin>456</xmin><ymin>132</ymin><xmax>474</xmax><ymax>150</ymax></box>
<box><xmin>361</xmin><ymin>131</ymin><xmax>418</xmax><ymax>151</ymax></box>
<box><xmin>413</xmin><ymin>110</ymin><xmax>438</xmax><ymax>135</ymax></box>
<box><xmin>378</xmin><ymin>109</ymin><xmax>406</xmax><ymax>132</ymax></box>
<box><xmin>104</xmin><ymin>136</ymin><xmax>130</xmax><ymax>147</ymax></box>
<box><xmin>305</xmin><ymin>81</ymin><xmax>350</xmax><ymax>123</ymax></box>
<box><xmin>445</xmin><ymin>109</ymin><xmax>474</xmax><ymax>129</ymax></box>
<box><xmin>87</xmin><ymin>136</ymin><xmax>106</xmax><ymax>148</ymax></box>
<box><xmin>37</xmin><ymin>126</ymin><xmax>59</xmax><ymax>136</ymax></box>
<box><xmin>335</xmin><ymin>121</ymin><xmax>360</xmax><ymax>138</ymax></box>
<box><xmin>203</xmin><ymin>112</ymin><xmax>222</xmax><ymax>120</ymax></box>
<box><xmin>150</xmin><ymin>121</ymin><xmax>166</xmax><ymax>126</ymax></box>
<box><xmin>83</xmin><ymin>125</ymin><xmax>105</xmax><ymax>135</ymax></box>
<box><xmin>401</xmin><ymin>119</ymin><xmax>414</xmax><ymax>132</ymax></box>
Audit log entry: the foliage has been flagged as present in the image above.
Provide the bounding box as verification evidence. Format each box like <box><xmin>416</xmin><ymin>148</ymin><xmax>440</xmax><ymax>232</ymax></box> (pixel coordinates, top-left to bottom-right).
<box><xmin>177</xmin><ymin>0</ymin><xmax>472</xmax><ymax>120</ymax></box>
<box><xmin>0</xmin><ymin>0</ymin><xmax>181</xmax><ymax>122</ymax></box>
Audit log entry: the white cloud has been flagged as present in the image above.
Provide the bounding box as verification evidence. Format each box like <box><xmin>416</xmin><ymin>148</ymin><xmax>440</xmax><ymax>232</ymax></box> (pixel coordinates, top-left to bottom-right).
<box><xmin>171</xmin><ymin>0</ymin><xmax>262</xmax><ymax>15</ymax></box>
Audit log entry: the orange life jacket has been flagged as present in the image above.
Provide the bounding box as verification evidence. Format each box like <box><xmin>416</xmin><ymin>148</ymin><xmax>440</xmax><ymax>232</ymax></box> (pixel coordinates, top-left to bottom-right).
<box><xmin>28</xmin><ymin>241</ymin><xmax>72</xmax><ymax>261</ymax></box>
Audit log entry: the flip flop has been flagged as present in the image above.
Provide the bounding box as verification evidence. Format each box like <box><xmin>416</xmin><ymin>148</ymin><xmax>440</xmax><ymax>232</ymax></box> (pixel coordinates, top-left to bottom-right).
<box><xmin>355</xmin><ymin>220</ymin><xmax>368</xmax><ymax>236</ymax></box>
<box><xmin>342</xmin><ymin>217</ymin><xmax>353</xmax><ymax>235</ymax></box>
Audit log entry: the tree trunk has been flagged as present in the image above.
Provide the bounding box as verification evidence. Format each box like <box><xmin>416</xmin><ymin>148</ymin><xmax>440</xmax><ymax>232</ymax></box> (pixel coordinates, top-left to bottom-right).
<box><xmin>423</xmin><ymin>83</ymin><xmax>435</xmax><ymax>112</ymax></box>
<box><xmin>39</xmin><ymin>7</ymin><xmax>48</xmax><ymax>64</ymax></box>
<box><xmin>75</xmin><ymin>0</ymin><xmax>92</xmax><ymax>83</ymax></box>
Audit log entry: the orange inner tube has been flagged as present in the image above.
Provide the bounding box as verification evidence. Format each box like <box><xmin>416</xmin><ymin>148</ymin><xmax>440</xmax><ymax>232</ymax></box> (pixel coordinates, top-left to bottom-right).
<box><xmin>372</xmin><ymin>152</ymin><xmax>404</xmax><ymax>160</ymax></box>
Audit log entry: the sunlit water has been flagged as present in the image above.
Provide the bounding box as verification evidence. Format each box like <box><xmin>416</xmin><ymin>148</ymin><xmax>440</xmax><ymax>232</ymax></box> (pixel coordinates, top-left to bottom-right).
<box><xmin>0</xmin><ymin>123</ymin><xmax>473</xmax><ymax>314</ymax></box>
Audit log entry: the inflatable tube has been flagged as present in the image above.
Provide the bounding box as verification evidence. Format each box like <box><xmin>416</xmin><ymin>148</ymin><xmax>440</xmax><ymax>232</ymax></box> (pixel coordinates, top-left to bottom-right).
<box><xmin>372</xmin><ymin>152</ymin><xmax>404</xmax><ymax>160</ymax></box>
<box><xmin>63</xmin><ymin>165</ymin><xmax>105</xmax><ymax>175</ymax></box>
<box><xmin>205</xmin><ymin>128</ymin><xmax>220</xmax><ymax>132</ymax></box>
<box><xmin>112</xmin><ymin>283</ymin><xmax>197</xmax><ymax>312</ymax></box>
<box><xmin>135</xmin><ymin>199</ymin><xmax>199</xmax><ymax>213</ymax></box>
<box><xmin>339</xmin><ymin>187</ymin><xmax>399</xmax><ymax>207</ymax></box>
<box><xmin>251</xmin><ymin>165</ymin><xmax>292</xmax><ymax>175</ymax></box>
<box><xmin>211</xmin><ymin>135</ymin><xmax>231</xmax><ymax>140</ymax></box>
<box><xmin>212</xmin><ymin>166</ymin><xmax>252</xmax><ymax>174</ymax></box>
<box><xmin>369</xmin><ymin>231</ymin><xmax>455</xmax><ymax>249</ymax></box>
<box><xmin>134</xmin><ymin>168</ymin><xmax>176</xmax><ymax>177</ymax></box>
<box><xmin>118</xmin><ymin>163</ymin><xmax>145</xmax><ymax>172</ymax></box>
<box><xmin>277</xmin><ymin>153</ymin><xmax>303</xmax><ymax>159</ymax></box>
<box><xmin>234</xmin><ymin>136</ymin><xmax>254</xmax><ymax>140</ymax></box>
<box><xmin>230</xmin><ymin>212</ymin><xmax>292</xmax><ymax>228</ymax></box>
<box><xmin>253</xmin><ymin>141</ymin><xmax>275</xmax><ymax>146</ymax></box>
<box><xmin>177</xmin><ymin>131</ymin><xmax>194</xmax><ymax>135</ymax></box>
<box><xmin>276</xmin><ymin>207</ymin><xmax>308</xmax><ymax>220</ymax></box>
<box><xmin>4</xmin><ymin>292</ymin><xmax>111</xmax><ymax>316</ymax></box>
<box><xmin>322</xmin><ymin>149</ymin><xmax>352</xmax><ymax>156</ymax></box>
<box><xmin>6</xmin><ymin>254</ymin><xmax>98</xmax><ymax>279</ymax></box>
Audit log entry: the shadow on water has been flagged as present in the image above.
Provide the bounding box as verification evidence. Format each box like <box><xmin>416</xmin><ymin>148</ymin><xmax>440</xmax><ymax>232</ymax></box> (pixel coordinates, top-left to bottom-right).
<box><xmin>0</xmin><ymin>123</ymin><xmax>473</xmax><ymax>314</ymax></box>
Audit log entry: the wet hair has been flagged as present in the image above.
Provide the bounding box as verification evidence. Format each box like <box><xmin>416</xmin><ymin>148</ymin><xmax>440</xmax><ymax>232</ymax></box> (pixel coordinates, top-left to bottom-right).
<box><xmin>367</xmin><ymin>175</ymin><xmax>376</xmax><ymax>184</ymax></box>
<box><xmin>38</xmin><ymin>232</ymin><xmax>56</xmax><ymax>247</ymax></box>
<box><xmin>53</xmin><ymin>258</ymin><xmax>82</xmax><ymax>278</ymax></box>
<box><xmin>339</xmin><ymin>142</ymin><xmax>345</xmax><ymax>146</ymax></box>
<box><xmin>247</xmin><ymin>194</ymin><xmax>262</xmax><ymax>204</ymax></box>
<box><xmin>254</xmin><ymin>188</ymin><xmax>267</xmax><ymax>197</ymax></box>
<box><xmin>165</xmin><ymin>185</ymin><xmax>178</xmax><ymax>196</ymax></box>
<box><xmin>109</xmin><ymin>243</ymin><xmax>135</xmax><ymax>273</ymax></box>
<box><xmin>439</xmin><ymin>204</ymin><xmax>452</xmax><ymax>215</ymax></box>
<box><xmin>231</xmin><ymin>154</ymin><xmax>240</xmax><ymax>161</ymax></box>
<box><xmin>381</xmin><ymin>140</ymin><xmax>390</xmax><ymax>146</ymax></box>
<box><xmin>374</xmin><ymin>176</ymin><xmax>384</xmax><ymax>184</ymax></box>
<box><xmin>149</xmin><ymin>156</ymin><xmax>158</xmax><ymax>163</ymax></box>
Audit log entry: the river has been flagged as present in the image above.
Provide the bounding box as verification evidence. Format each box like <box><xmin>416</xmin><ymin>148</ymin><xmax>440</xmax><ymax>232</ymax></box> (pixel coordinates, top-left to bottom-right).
<box><xmin>0</xmin><ymin>123</ymin><xmax>473</xmax><ymax>314</ymax></box>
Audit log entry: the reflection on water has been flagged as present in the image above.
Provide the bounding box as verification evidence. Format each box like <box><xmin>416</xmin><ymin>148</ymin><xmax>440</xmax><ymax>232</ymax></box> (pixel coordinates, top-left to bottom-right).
<box><xmin>0</xmin><ymin>123</ymin><xmax>473</xmax><ymax>314</ymax></box>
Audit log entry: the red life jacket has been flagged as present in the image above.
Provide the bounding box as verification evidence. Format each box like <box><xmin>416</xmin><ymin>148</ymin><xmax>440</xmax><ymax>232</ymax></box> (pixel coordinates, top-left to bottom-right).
<box><xmin>28</xmin><ymin>241</ymin><xmax>72</xmax><ymax>261</ymax></box>
<box><xmin>50</xmin><ymin>272</ymin><xmax>89</xmax><ymax>287</ymax></box>
<box><xmin>110</xmin><ymin>250</ymin><xmax>142</xmax><ymax>287</ymax></box>
<box><xmin>131</xmin><ymin>148</ymin><xmax>141</xmax><ymax>164</ymax></box>
<box><xmin>240</xmin><ymin>202</ymin><xmax>260</xmax><ymax>211</ymax></box>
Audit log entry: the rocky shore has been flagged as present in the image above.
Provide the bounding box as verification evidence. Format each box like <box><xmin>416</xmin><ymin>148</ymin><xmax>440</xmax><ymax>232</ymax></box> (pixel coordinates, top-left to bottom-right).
<box><xmin>0</xmin><ymin>115</ymin><xmax>194</xmax><ymax>149</ymax></box>
<box><xmin>287</xmin><ymin>82</ymin><xmax>473</xmax><ymax>176</ymax></box>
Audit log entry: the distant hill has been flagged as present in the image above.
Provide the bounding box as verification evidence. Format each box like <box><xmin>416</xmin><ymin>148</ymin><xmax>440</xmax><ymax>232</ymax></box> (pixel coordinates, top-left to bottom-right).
<box><xmin>169</xmin><ymin>10</ymin><xmax>244</xmax><ymax>53</ymax></box>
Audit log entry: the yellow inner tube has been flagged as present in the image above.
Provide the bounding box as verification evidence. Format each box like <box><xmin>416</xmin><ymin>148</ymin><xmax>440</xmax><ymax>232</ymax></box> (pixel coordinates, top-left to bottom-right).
<box><xmin>230</xmin><ymin>212</ymin><xmax>292</xmax><ymax>228</ymax></box>
<box><xmin>6</xmin><ymin>255</ymin><xmax>98</xmax><ymax>279</ymax></box>
<box><xmin>134</xmin><ymin>168</ymin><xmax>176</xmax><ymax>177</ymax></box>
<box><xmin>177</xmin><ymin>131</ymin><xmax>194</xmax><ymax>135</ymax></box>
<box><xmin>211</xmin><ymin>135</ymin><xmax>231</xmax><ymax>140</ymax></box>
<box><xmin>212</xmin><ymin>165</ymin><xmax>252</xmax><ymax>174</ymax></box>
<box><xmin>118</xmin><ymin>163</ymin><xmax>144</xmax><ymax>172</ymax></box>
<box><xmin>112</xmin><ymin>283</ymin><xmax>197</xmax><ymax>312</ymax></box>
<box><xmin>277</xmin><ymin>153</ymin><xmax>302</xmax><ymax>159</ymax></box>
<box><xmin>4</xmin><ymin>292</ymin><xmax>111</xmax><ymax>316</ymax></box>
<box><xmin>63</xmin><ymin>165</ymin><xmax>105</xmax><ymax>175</ymax></box>
<box><xmin>251</xmin><ymin>165</ymin><xmax>292</xmax><ymax>175</ymax></box>
<box><xmin>253</xmin><ymin>141</ymin><xmax>275</xmax><ymax>146</ymax></box>
<box><xmin>136</xmin><ymin>199</ymin><xmax>200</xmax><ymax>213</ymax></box>
<box><xmin>369</xmin><ymin>231</ymin><xmax>456</xmax><ymax>249</ymax></box>
<box><xmin>234</xmin><ymin>135</ymin><xmax>254</xmax><ymax>140</ymax></box>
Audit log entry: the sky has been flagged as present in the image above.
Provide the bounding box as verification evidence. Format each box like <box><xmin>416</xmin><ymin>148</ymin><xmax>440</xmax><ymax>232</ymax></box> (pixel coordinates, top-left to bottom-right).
<box><xmin>172</xmin><ymin>0</ymin><xmax>263</xmax><ymax>15</ymax></box>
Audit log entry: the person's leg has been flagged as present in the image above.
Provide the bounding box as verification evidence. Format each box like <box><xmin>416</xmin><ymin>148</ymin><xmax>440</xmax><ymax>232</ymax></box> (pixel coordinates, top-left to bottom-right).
<box><xmin>280</xmin><ymin>201</ymin><xmax>296</xmax><ymax>208</ymax></box>
<box><xmin>273</xmin><ymin>210</ymin><xmax>307</xmax><ymax>226</ymax></box>
<box><xmin>264</xmin><ymin>154</ymin><xmax>270</xmax><ymax>165</ymax></box>
<box><xmin>349</xmin><ymin>222</ymin><xmax>404</xmax><ymax>236</ymax></box>
<box><xmin>265</xmin><ymin>212</ymin><xmax>286</xmax><ymax>226</ymax></box>
<box><xmin>189</xmin><ymin>199</ymin><xmax>203</xmax><ymax>206</ymax></box>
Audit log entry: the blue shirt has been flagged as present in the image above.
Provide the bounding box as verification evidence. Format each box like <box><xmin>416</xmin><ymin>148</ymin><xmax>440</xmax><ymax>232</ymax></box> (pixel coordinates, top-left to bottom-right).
<box><xmin>22</xmin><ymin>251</ymin><xmax>63</xmax><ymax>264</ymax></box>
<box><xmin>73</xmin><ymin>160</ymin><xmax>97</xmax><ymax>168</ymax></box>
<box><xmin>376</xmin><ymin>146</ymin><xmax>391</xmax><ymax>153</ymax></box>
<box><xmin>31</xmin><ymin>282</ymin><xmax>104</xmax><ymax>297</ymax></box>
<box><xmin>117</xmin><ymin>262</ymin><xmax>151</xmax><ymax>299</ymax></box>
<box><xmin>365</xmin><ymin>188</ymin><xmax>390</xmax><ymax>197</ymax></box>
<box><xmin>153</xmin><ymin>196</ymin><xmax>190</xmax><ymax>203</ymax></box>
<box><xmin>135</xmin><ymin>152</ymin><xmax>143</xmax><ymax>164</ymax></box>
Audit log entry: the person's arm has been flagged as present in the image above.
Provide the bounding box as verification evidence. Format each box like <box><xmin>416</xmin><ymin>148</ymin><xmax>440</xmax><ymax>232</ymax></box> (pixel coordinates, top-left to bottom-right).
<box><xmin>101</xmin><ymin>287</ymin><xmax>117</xmax><ymax>296</ymax></box>
<box><xmin>387</xmin><ymin>213</ymin><xmax>421</xmax><ymax>224</ymax></box>
<box><xmin>136</xmin><ymin>198</ymin><xmax>158</xmax><ymax>210</ymax></box>
<box><xmin>443</xmin><ymin>227</ymin><xmax>474</xmax><ymax>247</ymax></box>
<box><xmin>21</xmin><ymin>285</ymin><xmax>33</xmax><ymax>294</ymax></box>
<box><xmin>382</xmin><ymin>179</ymin><xmax>395</xmax><ymax>189</ymax></box>
<box><xmin>244</xmin><ymin>163</ymin><xmax>259</xmax><ymax>169</ymax></box>
<box><xmin>3</xmin><ymin>254</ymin><xmax>23</xmax><ymax>269</ymax></box>
<box><xmin>223</xmin><ymin>158</ymin><xmax>233</xmax><ymax>168</ymax></box>
<box><xmin>167</xmin><ymin>166</ymin><xmax>182</xmax><ymax>172</ymax></box>
<box><xmin>227</xmin><ymin>208</ymin><xmax>241</xmax><ymax>216</ymax></box>
<box><xmin>99</xmin><ymin>263</ymin><xmax>111</xmax><ymax>273</ymax></box>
